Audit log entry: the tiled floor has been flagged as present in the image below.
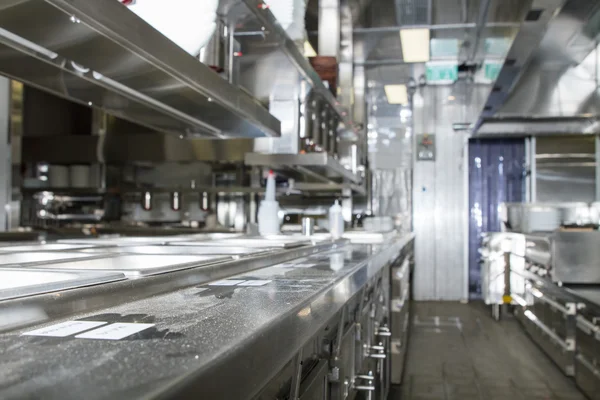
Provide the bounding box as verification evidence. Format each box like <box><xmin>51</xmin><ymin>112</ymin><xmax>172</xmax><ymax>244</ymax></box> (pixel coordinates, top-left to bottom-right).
<box><xmin>391</xmin><ymin>302</ymin><xmax>586</xmax><ymax>400</ymax></box>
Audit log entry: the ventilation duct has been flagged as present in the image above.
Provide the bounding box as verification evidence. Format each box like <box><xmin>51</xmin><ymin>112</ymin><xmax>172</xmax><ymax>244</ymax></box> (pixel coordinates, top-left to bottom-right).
<box><xmin>264</xmin><ymin>0</ymin><xmax>307</xmax><ymax>42</ymax></box>
<box><xmin>395</xmin><ymin>0</ymin><xmax>430</xmax><ymax>26</ymax></box>
<box><xmin>121</xmin><ymin>0</ymin><xmax>219</xmax><ymax>55</ymax></box>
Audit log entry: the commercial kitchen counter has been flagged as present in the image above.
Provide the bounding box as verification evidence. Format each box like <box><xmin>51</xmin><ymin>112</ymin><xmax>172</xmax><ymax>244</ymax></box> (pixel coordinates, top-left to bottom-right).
<box><xmin>0</xmin><ymin>233</ymin><xmax>414</xmax><ymax>400</ymax></box>
<box><xmin>481</xmin><ymin>232</ymin><xmax>600</xmax><ymax>399</ymax></box>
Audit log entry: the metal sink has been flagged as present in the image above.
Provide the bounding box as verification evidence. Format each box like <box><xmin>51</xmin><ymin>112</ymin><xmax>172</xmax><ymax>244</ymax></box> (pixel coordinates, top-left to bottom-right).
<box><xmin>0</xmin><ymin>268</ymin><xmax>125</xmax><ymax>301</ymax></box>
<box><xmin>27</xmin><ymin>254</ymin><xmax>232</xmax><ymax>278</ymax></box>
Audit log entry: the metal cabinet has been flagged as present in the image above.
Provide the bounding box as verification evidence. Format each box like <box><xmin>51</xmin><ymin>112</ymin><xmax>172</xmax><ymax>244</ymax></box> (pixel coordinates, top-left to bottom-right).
<box><xmin>575</xmin><ymin>311</ymin><xmax>600</xmax><ymax>400</ymax></box>
<box><xmin>514</xmin><ymin>282</ymin><xmax>579</xmax><ymax>376</ymax></box>
<box><xmin>390</xmin><ymin>257</ymin><xmax>412</xmax><ymax>385</ymax></box>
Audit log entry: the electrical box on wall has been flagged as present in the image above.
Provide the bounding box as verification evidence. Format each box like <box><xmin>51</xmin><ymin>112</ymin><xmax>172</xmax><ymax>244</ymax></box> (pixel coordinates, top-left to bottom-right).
<box><xmin>416</xmin><ymin>134</ymin><xmax>435</xmax><ymax>161</ymax></box>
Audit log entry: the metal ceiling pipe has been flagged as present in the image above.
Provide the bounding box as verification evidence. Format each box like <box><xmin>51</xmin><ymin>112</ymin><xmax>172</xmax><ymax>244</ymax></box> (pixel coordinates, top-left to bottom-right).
<box><xmin>339</xmin><ymin>1</ymin><xmax>354</xmax><ymax>118</ymax></box>
<box><xmin>353</xmin><ymin>22</ymin><xmax>520</xmax><ymax>34</ymax></box>
<box><xmin>469</xmin><ymin>0</ymin><xmax>492</xmax><ymax>62</ymax></box>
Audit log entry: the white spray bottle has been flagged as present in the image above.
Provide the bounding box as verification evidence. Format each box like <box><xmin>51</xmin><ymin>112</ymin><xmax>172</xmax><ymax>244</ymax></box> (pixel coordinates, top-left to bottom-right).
<box><xmin>329</xmin><ymin>200</ymin><xmax>344</xmax><ymax>239</ymax></box>
<box><xmin>258</xmin><ymin>170</ymin><xmax>281</xmax><ymax>236</ymax></box>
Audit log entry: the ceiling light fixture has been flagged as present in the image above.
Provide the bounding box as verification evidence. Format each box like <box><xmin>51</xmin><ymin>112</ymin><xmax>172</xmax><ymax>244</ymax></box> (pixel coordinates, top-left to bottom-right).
<box><xmin>304</xmin><ymin>41</ymin><xmax>317</xmax><ymax>57</ymax></box>
<box><xmin>400</xmin><ymin>28</ymin><xmax>430</xmax><ymax>63</ymax></box>
<box><xmin>384</xmin><ymin>85</ymin><xmax>408</xmax><ymax>105</ymax></box>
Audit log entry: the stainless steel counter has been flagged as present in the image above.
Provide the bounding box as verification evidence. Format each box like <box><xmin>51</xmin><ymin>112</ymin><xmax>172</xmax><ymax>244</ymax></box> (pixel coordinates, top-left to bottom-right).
<box><xmin>0</xmin><ymin>233</ymin><xmax>415</xmax><ymax>400</ymax></box>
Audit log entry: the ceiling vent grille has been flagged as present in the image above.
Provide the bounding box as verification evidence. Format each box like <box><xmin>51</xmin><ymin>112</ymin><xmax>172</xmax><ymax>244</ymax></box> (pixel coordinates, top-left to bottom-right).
<box><xmin>395</xmin><ymin>0</ymin><xmax>430</xmax><ymax>26</ymax></box>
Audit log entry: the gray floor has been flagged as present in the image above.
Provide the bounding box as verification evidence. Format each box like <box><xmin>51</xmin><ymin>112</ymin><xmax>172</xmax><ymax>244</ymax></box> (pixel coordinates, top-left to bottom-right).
<box><xmin>392</xmin><ymin>302</ymin><xmax>586</xmax><ymax>400</ymax></box>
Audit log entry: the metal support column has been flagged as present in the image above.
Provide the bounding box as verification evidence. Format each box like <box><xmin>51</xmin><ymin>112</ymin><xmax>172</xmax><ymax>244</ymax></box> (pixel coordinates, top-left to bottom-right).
<box><xmin>596</xmin><ymin>135</ymin><xmax>600</xmax><ymax>201</ymax></box>
<box><xmin>502</xmin><ymin>251</ymin><xmax>512</xmax><ymax>316</ymax></box>
<box><xmin>0</xmin><ymin>78</ymin><xmax>10</xmax><ymax>231</ymax></box>
<box><xmin>530</xmin><ymin>137</ymin><xmax>537</xmax><ymax>202</ymax></box>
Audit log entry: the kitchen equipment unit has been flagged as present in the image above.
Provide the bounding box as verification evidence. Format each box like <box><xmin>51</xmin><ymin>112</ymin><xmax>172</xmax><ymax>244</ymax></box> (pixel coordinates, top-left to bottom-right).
<box><xmin>503</xmin><ymin>203</ymin><xmax>562</xmax><ymax>233</ymax></box>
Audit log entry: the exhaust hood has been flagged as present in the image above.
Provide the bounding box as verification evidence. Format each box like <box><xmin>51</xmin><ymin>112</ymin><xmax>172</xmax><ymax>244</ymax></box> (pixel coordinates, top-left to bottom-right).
<box><xmin>476</xmin><ymin>0</ymin><xmax>600</xmax><ymax>135</ymax></box>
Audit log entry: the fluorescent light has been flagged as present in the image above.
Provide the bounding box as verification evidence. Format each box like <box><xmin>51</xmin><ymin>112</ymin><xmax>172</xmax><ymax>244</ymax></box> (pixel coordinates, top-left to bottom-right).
<box><xmin>304</xmin><ymin>41</ymin><xmax>317</xmax><ymax>57</ymax></box>
<box><xmin>384</xmin><ymin>85</ymin><xmax>408</xmax><ymax>105</ymax></box>
<box><xmin>400</xmin><ymin>29</ymin><xmax>430</xmax><ymax>63</ymax></box>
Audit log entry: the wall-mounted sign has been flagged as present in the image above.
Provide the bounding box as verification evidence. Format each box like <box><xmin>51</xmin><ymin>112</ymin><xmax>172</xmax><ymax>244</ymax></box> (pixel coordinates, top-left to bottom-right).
<box><xmin>475</xmin><ymin>60</ymin><xmax>503</xmax><ymax>84</ymax></box>
<box><xmin>426</xmin><ymin>62</ymin><xmax>458</xmax><ymax>85</ymax></box>
<box><xmin>430</xmin><ymin>39</ymin><xmax>460</xmax><ymax>59</ymax></box>
<box><xmin>416</xmin><ymin>134</ymin><xmax>436</xmax><ymax>161</ymax></box>
<box><xmin>484</xmin><ymin>38</ymin><xmax>511</xmax><ymax>57</ymax></box>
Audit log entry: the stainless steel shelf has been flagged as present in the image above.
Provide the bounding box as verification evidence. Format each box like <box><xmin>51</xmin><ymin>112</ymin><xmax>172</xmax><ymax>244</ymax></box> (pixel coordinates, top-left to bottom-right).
<box><xmin>0</xmin><ymin>0</ymin><xmax>280</xmax><ymax>139</ymax></box>
<box><xmin>245</xmin><ymin>153</ymin><xmax>361</xmax><ymax>184</ymax></box>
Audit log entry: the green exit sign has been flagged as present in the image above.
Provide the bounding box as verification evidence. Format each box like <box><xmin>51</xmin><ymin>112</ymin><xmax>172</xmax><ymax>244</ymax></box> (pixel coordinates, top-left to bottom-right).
<box><xmin>484</xmin><ymin>61</ymin><xmax>502</xmax><ymax>82</ymax></box>
<box><xmin>426</xmin><ymin>62</ymin><xmax>458</xmax><ymax>84</ymax></box>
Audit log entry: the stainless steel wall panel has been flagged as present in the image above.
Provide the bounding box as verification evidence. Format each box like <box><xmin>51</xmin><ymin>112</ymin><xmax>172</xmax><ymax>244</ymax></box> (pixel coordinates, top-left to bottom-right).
<box><xmin>413</xmin><ymin>158</ymin><xmax>437</xmax><ymax>299</ymax></box>
<box><xmin>413</xmin><ymin>85</ymin><xmax>490</xmax><ymax>300</ymax></box>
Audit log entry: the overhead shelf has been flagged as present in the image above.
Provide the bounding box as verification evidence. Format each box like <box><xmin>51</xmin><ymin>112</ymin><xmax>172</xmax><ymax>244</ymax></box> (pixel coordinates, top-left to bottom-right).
<box><xmin>0</xmin><ymin>0</ymin><xmax>280</xmax><ymax>139</ymax></box>
<box><xmin>245</xmin><ymin>153</ymin><xmax>361</xmax><ymax>184</ymax></box>
<box><xmin>235</xmin><ymin>0</ymin><xmax>356</xmax><ymax>134</ymax></box>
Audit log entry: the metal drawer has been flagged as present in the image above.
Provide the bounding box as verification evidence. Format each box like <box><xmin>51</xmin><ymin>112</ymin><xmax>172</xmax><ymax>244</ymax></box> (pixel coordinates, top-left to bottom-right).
<box><xmin>575</xmin><ymin>354</ymin><xmax>600</xmax><ymax>400</ymax></box>
<box><xmin>515</xmin><ymin>307</ymin><xmax>575</xmax><ymax>376</ymax></box>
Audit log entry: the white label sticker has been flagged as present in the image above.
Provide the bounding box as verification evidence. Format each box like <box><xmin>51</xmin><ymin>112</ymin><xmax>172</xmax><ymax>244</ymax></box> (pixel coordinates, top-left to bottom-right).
<box><xmin>75</xmin><ymin>323</ymin><xmax>154</xmax><ymax>340</ymax></box>
<box><xmin>237</xmin><ymin>280</ymin><xmax>272</xmax><ymax>286</ymax></box>
<box><xmin>209</xmin><ymin>279</ymin><xmax>246</xmax><ymax>286</ymax></box>
<box><xmin>22</xmin><ymin>321</ymin><xmax>107</xmax><ymax>338</ymax></box>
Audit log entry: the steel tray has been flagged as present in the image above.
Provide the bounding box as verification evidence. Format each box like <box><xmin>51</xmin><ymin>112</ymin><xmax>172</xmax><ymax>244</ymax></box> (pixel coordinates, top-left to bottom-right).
<box><xmin>26</xmin><ymin>254</ymin><xmax>232</xmax><ymax>278</ymax></box>
<box><xmin>0</xmin><ymin>268</ymin><xmax>125</xmax><ymax>301</ymax></box>
<box><xmin>0</xmin><ymin>243</ymin><xmax>96</xmax><ymax>252</ymax></box>
<box><xmin>80</xmin><ymin>245</ymin><xmax>272</xmax><ymax>256</ymax></box>
<box><xmin>0</xmin><ymin>252</ymin><xmax>102</xmax><ymax>266</ymax></box>
<box><xmin>58</xmin><ymin>237</ymin><xmax>192</xmax><ymax>246</ymax></box>
<box><xmin>175</xmin><ymin>237</ymin><xmax>311</xmax><ymax>249</ymax></box>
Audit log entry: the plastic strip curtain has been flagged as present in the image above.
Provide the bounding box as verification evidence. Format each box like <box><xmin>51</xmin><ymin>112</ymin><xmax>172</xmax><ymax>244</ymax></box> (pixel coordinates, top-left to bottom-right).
<box><xmin>468</xmin><ymin>139</ymin><xmax>525</xmax><ymax>298</ymax></box>
<box><xmin>371</xmin><ymin>169</ymin><xmax>412</xmax><ymax>232</ymax></box>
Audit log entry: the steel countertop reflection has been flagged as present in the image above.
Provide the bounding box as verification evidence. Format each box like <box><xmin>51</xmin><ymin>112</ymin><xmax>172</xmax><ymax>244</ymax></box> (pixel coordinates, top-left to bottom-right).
<box><xmin>0</xmin><ymin>235</ymin><xmax>414</xmax><ymax>400</ymax></box>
